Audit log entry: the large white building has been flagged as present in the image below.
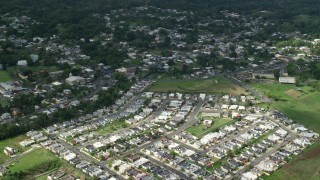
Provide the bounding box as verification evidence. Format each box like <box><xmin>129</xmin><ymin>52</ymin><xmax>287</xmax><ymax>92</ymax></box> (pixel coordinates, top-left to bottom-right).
<box><xmin>279</xmin><ymin>77</ymin><xmax>296</xmax><ymax>84</ymax></box>
<box><xmin>66</xmin><ymin>76</ymin><xmax>85</xmax><ymax>85</ymax></box>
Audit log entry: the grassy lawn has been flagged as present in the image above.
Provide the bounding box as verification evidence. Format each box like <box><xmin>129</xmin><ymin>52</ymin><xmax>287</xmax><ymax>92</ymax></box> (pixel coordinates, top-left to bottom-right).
<box><xmin>251</xmin><ymin>82</ymin><xmax>320</xmax><ymax>179</ymax></box>
<box><xmin>0</xmin><ymin>71</ymin><xmax>13</xmax><ymax>82</ymax></box>
<box><xmin>9</xmin><ymin>148</ymin><xmax>61</xmax><ymax>173</ymax></box>
<box><xmin>97</xmin><ymin>120</ymin><xmax>130</xmax><ymax>135</ymax></box>
<box><xmin>148</xmin><ymin>76</ymin><xmax>247</xmax><ymax>96</ymax></box>
<box><xmin>252</xmin><ymin>83</ymin><xmax>297</xmax><ymax>101</ymax></box>
<box><xmin>187</xmin><ymin>118</ymin><xmax>236</xmax><ymax>138</ymax></box>
<box><xmin>0</xmin><ymin>135</ymin><xmax>30</xmax><ymax>164</ymax></box>
<box><xmin>6</xmin><ymin>148</ymin><xmax>87</xmax><ymax>179</ymax></box>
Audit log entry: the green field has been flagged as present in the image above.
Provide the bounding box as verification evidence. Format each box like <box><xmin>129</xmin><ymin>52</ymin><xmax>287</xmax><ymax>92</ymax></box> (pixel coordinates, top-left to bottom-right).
<box><xmin>187</xmin><ymin>118</ymin><xmax>236</xmax><ymax>138</ymax></box>
<box><xmin>0</xmin><ymin>71</ymin><xmax>12</xmax><ymax>82</ymax></box>
<box><xmin>253</xmin><ymin>83</ymin><xmax>316</xmax><ymax>100</ymax></box>
<box><xmin>5</xmin><ymin>148</ymin><xmax>87</xmax><ymax>179</ymax></box>
<box><xmin>97</xmin><ymin>120</ymin><xmax>129</xmax><ymax>135</ymax></box>
<box><xmin>9</xmin><ymin>148</ymin><xmax>61</xmax><ymax>173</ymax></box>
<box><xmin>148</xmin><ymin>77</ymin><xmax>247</xmax><ymax>96</ymax></box>
<box><xmin>0</xmin><ymin>135</ymin><xmax>29</xmax><ymax>164</ymax></box>
<box><xmin>252</xmin><ymin>83</ymin><xmax>320</xmax><ymax>179</ymax></box>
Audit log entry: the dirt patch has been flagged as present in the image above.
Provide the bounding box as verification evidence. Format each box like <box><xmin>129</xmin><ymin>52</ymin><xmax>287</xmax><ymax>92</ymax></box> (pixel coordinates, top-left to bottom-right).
<box><xmin>285</xmin><ymin>89</ymin><xmax>302</xmax><ymax>98</ymax></box>
<box><xmin>299</xmin><ymin>143</ymin><xmax>320</xmax><ymax>160</ymax></box>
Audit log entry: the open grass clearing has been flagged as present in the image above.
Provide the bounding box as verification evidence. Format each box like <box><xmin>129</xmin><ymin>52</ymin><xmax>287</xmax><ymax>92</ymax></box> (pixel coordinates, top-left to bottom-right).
<box><xmin>5</xmin><ymin>147</ymin><xmax>87</xmax><ymax>179</ymax></box>
<box><xmin>0</xmin><ymin>71</ymin><xmax>13</xmax><ymax>82</ymax></box>
<box><xmin>285</xmin><ymin>89</ymin><xmax>303</xmax><ymax>98</ymax></box>
<box><xmin>8</xmin><ymin>148</ymin><xmax>61</xmax><ymax>173</ymax></box>
<box><xmin>149</xmin><ymin>76</ymin><xmax>247</xmax><ymax>96</ymax></box>
<box><xmin>187</xmin><ymin>118</ymin><xmax>236</xmax><ymax>138</ymax></box>
<box><xmin>97</xmin><ymin>120</ymin><xmax>130</xmax><ymax>135</ymax></box>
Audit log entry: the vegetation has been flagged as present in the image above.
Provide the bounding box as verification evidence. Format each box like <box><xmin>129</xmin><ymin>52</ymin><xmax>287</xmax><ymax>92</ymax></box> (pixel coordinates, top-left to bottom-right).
<box><xmin>149</xmin><ymin>77</ymin><xmax>247</xmax><ymax>96</ymax></box>
<box><xmin>2</xmin><ymin>148</ymin><xmax>88</xmax><ymax>179</ymax></box>
<box><xmin>97</xmin><ymin>120</ymin><xmax>129</xmax><ymax>135</ymax></box>
<box><xmin>4</xmin><ymin>148</ymin><xmax>62</xmax><ymax>179</ymax></box>
<box><xmin>0</xmin><ymin>71</ymin><xmax>12</xmax><ymax>82</ymax></box>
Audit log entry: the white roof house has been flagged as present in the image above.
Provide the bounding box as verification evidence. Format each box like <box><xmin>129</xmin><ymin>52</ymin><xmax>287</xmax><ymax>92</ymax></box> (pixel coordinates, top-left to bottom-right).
<box><xmin>256</xmin><ymin>160</ymin><xmax>278</xmax><ymax>172</ymax></box>
<box><xmin>199</xmin><ymin>93</ymin><xmax>206</xmax><ymax>100</ymax></box>
<box><xmin>64</xmin><ymin>153</ymin><xmax>76</xmax><ymax>161</ymax></box>
<box><xmin>93</xmin><ymin>142</ymin><xmax>104</xmax><ymax>149</ymax></box>
<box><xmin>241</xmin><ymin>172</ymin><xmax>258</xmax><ymax>180</ymax></box>
<box><xmin>17</xmin><ymin>60</ymin><xmax>28</xmax><ymax>66</ymax></box>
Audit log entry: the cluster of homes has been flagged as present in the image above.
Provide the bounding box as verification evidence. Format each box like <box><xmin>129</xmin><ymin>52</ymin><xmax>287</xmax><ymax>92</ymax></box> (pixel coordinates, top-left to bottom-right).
<box><xmin>100</xmin><ymin>5</ymin><xmax>292</xmax><ymax>79</ymax></box>
<box><xmin>143</xmin><ymin>139</ymin><xmax>208</xmax><ymax>179</ymax></box>
<box><xmin>79</xmin><ymin>98</ymin><xmax>193</xmax><ymax>158</ymax></box>
<box><xmin>241</xmin><ymin>112</ymin><xmax>319</xmax><ymax>180</ymax></box>
<box><xmin>0</xmin><ymin>91</ymin><xmax>316</xmax><ymax>180</ymax></box>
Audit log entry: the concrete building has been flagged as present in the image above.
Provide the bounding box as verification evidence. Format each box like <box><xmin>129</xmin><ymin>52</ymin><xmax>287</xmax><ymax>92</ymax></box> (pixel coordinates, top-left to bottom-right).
<box><xmin>279</xmin><ymin>77</ymin><xmax>296</xmax><ymax>84</ymax></box>
<box><xmin>66</xmin><ymin>76</ymin><xmax>85</xmax><ymax>85</ymax></box>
